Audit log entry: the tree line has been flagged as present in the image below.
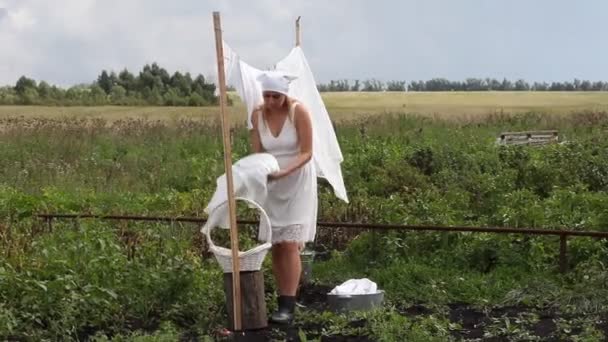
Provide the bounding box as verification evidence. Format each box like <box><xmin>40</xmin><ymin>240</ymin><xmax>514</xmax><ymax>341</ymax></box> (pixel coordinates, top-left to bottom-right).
<box><xmin>317</xmin><ymin>78</ymin><xmax>608</xmax><ymax>92</ymax></box>
<box><xmin>3</xmin><ymin>70</ymin><xmax>608</xmax><ymax>107</ymax></box>
<box><xmin>0</xmin><ymin>63</ymin><xmax>218</xmax><ymax>106</ymax></box>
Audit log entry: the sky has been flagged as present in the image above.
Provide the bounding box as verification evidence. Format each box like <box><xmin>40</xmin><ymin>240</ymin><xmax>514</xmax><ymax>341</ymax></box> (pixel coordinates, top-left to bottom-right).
<box><xmin>0</xmin><ymin>0</ymin><xmax>607</xmax><ymax>87</ymax></box>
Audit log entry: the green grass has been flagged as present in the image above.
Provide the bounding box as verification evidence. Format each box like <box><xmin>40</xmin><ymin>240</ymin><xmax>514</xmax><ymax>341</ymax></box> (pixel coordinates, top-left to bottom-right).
<box><xmin>0</xmin><ymin>109</ymin><xmax>607</xmax><ymax>340</ymax></box>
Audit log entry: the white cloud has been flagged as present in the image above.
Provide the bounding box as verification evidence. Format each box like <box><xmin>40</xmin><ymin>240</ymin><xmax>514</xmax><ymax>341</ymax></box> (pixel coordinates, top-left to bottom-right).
<box><xmin>0</xmin><ymin>0</ymin><xmax>313</xmax><ymax>86</ymax></box>
<box><xmin>1</xmin><ymin>0</ymin><xmax>607</xmax><ymax>86</ymax></box>
<box><xmin>8</xmin><ymin>7</ymin><xmax>35</xmax><ymax>30</ymax></box>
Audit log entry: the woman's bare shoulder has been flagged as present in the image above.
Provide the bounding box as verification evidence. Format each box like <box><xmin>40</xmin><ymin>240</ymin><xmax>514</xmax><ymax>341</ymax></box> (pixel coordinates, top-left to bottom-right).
<box><xmin>293</xmin><ymin>101</ymin><xmax>311</xmax><ymax>120</ymax></box>
<box><xmin>251</xmin><ymin>105</ymin><xmax>264</xmax><ymax>127</ymax></box>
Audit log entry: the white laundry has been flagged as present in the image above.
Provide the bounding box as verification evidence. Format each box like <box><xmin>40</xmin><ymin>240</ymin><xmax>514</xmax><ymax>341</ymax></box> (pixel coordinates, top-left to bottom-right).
<box><xmin>222</xmin><ymin>43</ymin><xmax>263</xmax><ymax>120</ymax></box>
<box><xmin>202</xmin><ymin>153</ymin><xmax>280</xmax><ymax>242</ymax></box>
<box><xmin>219</xmin><ymin>42</ymin><xmax>349</xmax><ymax>204</ymax></box>
<box><xmin>329</xmin><ymin>278</ymin><xmax>379</xmax><ymax>295</ymax></box>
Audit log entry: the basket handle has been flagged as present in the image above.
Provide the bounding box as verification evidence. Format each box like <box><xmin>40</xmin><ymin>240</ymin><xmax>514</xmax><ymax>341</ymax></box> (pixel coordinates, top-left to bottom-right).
<box><xmin>203</xmin><ymin>196</ymin><xmax>272</xmax><ymax>251</ymax></box>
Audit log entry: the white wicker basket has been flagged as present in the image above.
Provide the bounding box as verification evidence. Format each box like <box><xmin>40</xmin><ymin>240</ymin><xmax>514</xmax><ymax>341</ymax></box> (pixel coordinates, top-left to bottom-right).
<box><xmin>202</xmin><ymin>197</ymin><xmax>272</xmax><ymax>273</ymax></box>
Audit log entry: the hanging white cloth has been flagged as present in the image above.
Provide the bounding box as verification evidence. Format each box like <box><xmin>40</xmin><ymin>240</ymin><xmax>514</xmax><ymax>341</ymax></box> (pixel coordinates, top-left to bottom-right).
<box><xmin>222</xmin><ymin>43</ymin><xmax>264</xmax><ymax>122</ymax></box>
<box><xmin>219</xmin><ymin>42</ymin><xmax>349</xmax><ymax>203</ymax></box>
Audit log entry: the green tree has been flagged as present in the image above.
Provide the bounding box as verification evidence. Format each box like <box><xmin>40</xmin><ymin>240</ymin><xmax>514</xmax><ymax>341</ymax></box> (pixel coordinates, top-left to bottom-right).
<box><xmin>65</xmin><ymin>86</ymin><xmax>85</xmax><ymax>103</ymax></box>
<box><xmin>170</xmin><ymin>72</ymin><xmax>193</xmax><ymax>96</ymax></box>
<box><xmin>118</xmin><ymin>69</ymin><xmax>136</xmax><ymax>92</ymax></box>
<box><xmin>386</xmin><ymin>81</ymin><xmax>406</xmax><ymax>91</ymax></box>
<box><xmin>109</xmin><ymin>85</ymin><xmax>127</xmax><ymax>104</ymax></box>
<box><xmin>21</xmin><ymin>87</ymin><xmax>39</xmax><ymax>105</ymax></box>
<box><xmin>0</xmin><ymin>86</ymin><xmax>18</xmax><ymax>104</ymax></box>
<box><xmin>15</xmin><ymin>76</ymin><xmax>37</xmax><ymax>96</ymax></box>
<box><xmin>189</xmin><ymin>93</ymin><xmax>208</xmax><ymax>106</ymax></box>
<box><xmin>88</xmin><ymin>85</ymin><xmax>108</xmax><ymax>105</ymax></box>
<box><xmin>145</xmin><ymin>86</ymin><xmax>164</xmax><ymax>105</ymax></box>
<box><xmin>139</xmin><ymin>70</ymin><xmax>164</xmax><ymax>95</ymax></box>
<box><xmin>514</xmin><ymin>79</ymin><xmax>530</xmax><ymax>91</ymax></box>
<box><xmin>37</xmin><ymin>81</ymin><xmax>52</xmax><ymax>100</ymax></box>
<box><xmin>193</xmin><ymin>75</ymin><xmax>215</xmax><ymax>94</ymax></box>
<box><xmin>362</xmin><ymin>79</ymin><xmax>384</xmax><ymax>92</ymax></box>
<box><xmin>97</xmin><ymin>70</ymin><xmax>113</xmax><ymax>94</ymax></box>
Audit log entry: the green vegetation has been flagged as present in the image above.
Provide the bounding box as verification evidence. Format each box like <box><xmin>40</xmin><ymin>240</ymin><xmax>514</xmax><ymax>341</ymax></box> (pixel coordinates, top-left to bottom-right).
<box><xmin>318</xmin><ymin>78</ymin><xmax>608</xmax><ymax>92</ymax></box>
<box><xmin>0</xmin><ymin>63</ymin><xmax>217</xmax><ymax>106</ymax></box>
<box><xmin>1</xmin><ymin>108</ymin><xmax>607</xmax><ymax>340</ymax></box>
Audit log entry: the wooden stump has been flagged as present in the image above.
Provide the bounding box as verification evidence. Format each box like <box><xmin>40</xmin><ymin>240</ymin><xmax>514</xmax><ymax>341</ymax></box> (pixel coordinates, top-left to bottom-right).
<box><xmin>223</xmin><ymin>271</ymin><xmax>267</xmax><ymax>331</ymax></box>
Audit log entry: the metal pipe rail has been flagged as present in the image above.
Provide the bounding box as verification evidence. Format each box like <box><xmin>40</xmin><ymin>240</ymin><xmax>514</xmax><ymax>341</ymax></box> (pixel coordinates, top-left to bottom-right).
<box><xmin>37</xmin><ymin>213</ymin><xmax>608</xmax><ymax>273</ymax></box>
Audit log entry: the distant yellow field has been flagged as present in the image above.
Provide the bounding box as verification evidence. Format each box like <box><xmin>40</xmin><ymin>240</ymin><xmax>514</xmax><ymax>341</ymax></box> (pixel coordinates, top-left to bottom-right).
<box><xmin>1</xmin><ymin>91</ymin><xmax>607</xmax><ymax>123</ymax></box>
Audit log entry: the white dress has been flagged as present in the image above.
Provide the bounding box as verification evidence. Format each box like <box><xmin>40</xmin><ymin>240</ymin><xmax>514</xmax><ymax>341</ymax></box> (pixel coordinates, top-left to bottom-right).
<box><xmin>257</xmin><ymin>102</ymin><xmax>318</xmax><ymax>244</ymax></box>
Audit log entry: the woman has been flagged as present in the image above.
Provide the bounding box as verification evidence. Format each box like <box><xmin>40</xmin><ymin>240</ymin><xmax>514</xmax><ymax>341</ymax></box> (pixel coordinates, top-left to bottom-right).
<box><xmin>250</xmin><ymin>72</ymin><xmax>317</xmax><ymax>324</ymax></box>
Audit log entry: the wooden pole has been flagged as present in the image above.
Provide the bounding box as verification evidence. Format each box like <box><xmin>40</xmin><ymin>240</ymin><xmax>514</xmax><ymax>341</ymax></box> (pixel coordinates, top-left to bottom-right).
<box><xmin>223</xmin><ymin>272</ymin><xmax>268</xmax><ymax>331</ymax></box>
<box><xmin>212</xmin><ymin>11</ymin><xmax>242</xmax><ymax>331</ymax></box>
<box><xmin>296</xmin><ymin>16</ymin><xmax>301</xmax><ymax>46</ymax></box>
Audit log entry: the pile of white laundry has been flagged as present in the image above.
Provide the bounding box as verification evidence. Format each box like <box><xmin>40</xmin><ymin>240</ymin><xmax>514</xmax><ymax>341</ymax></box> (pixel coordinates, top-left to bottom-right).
<box><xmin>329</xmin><ymin>278</ymin><xmax>380</xmax><ymax>296</ymax></box>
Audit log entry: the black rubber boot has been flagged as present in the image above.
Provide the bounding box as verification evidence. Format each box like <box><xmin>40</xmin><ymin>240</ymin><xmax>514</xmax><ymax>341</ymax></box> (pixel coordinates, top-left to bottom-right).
<box><xmin>269</xmin><ymin>295</ymin><xmax>296</xmax><ymax>324</ymax></box>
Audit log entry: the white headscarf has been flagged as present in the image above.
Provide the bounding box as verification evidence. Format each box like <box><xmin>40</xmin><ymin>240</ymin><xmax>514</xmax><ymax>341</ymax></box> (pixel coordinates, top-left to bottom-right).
<box><xmin>257</xmin><ymin>72</ymin><xmax>298</xmax><ymax>97</ymax></box>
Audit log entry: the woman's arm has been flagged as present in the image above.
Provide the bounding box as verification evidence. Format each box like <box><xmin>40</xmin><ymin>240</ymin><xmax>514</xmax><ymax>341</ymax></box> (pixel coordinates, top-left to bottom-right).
<box><xmin>250</xmin><ymin>109</ymin><xmax>264</xmax><ymax>153</ymax></box>
<box><xmin>269</xmin><ymin>104</ymin><xmax>313</xmax><ymax>180</ymax></box>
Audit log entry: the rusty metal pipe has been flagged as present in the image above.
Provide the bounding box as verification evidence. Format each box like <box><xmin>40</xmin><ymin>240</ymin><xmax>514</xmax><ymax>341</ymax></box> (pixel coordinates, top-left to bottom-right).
<box><xmin>36</xmin><ymin>213</ymin><xmax>608</xmax><ymax>239</ymax></box>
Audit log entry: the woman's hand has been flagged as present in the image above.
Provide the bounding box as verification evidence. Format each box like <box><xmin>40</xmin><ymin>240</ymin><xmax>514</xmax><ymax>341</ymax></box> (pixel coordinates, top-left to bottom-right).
<box><xmin>268</xmin><ymin>170</ymin><xmax>288</xmax><ymax>181</ymax></box>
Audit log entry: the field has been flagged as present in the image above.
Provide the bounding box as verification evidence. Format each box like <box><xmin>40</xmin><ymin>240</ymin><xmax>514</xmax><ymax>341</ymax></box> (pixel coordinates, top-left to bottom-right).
<box><xmin>1</xmin><ymin>91</ymin><xmax>608</xmax><ymax>123</ymax></box>
<box><xmin>1</xmin><ymin>92</ymin><xmax>608</xmax><ymax>341</ymax></box>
